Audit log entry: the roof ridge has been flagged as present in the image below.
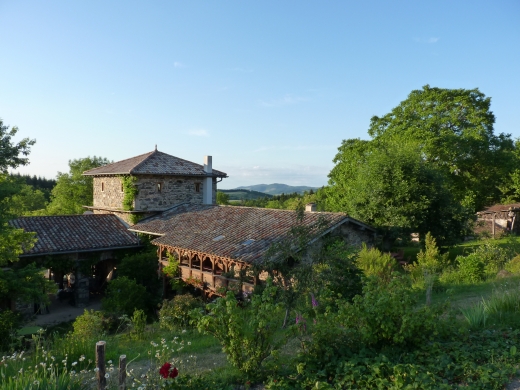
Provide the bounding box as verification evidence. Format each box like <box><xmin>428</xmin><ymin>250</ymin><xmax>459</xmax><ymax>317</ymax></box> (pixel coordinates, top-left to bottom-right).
<box><xmin>83</xmin><ymin>150</ymin><xmax>155</xmax><ymax>175</ymax></box>
<box><xmin>130</xmin><ymin>149</ymin><xmax>159</xmax><ymax>174</ymax></box>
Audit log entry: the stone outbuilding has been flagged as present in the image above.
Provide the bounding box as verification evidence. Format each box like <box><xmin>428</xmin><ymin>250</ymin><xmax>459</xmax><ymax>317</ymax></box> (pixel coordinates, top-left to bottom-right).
<box><xmin>476</xmin><ymin>203</ymin><xmax>520</xmax><ymax>238</ymax></box>
<box><xmin>130</xmin><ymin>202</ymin><xmax>376</xmax><ymax>297</ymax></box>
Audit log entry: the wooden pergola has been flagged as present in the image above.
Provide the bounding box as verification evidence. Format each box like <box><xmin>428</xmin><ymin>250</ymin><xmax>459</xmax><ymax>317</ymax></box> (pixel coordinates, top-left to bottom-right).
<box><xmin>156</xmin><ymin>244</ymin><xmax>255</xmax><ymax>297</ymax></box>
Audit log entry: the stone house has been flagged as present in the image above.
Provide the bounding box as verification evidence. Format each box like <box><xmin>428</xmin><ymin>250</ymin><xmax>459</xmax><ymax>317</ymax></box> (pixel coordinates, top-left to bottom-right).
<box><xmin>10</xmin><ymin>148</ymin><xmax>376</xmax><ymax>306</ymax></box>
<box><xmin>83</xmin><ymin>147</ymin><xmax>227</xmax><ymax>224</ymax></box>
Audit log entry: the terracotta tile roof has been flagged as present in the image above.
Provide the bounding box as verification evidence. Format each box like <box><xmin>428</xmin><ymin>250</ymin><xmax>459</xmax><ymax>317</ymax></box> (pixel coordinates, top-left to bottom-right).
<box><xmin>478</xmin><ymin>203</ymin><xmax>520</xmax><ymax>214</ymax></box>
<box><xmin>9</xmin><ymin>215</ymin><xmax>140</xmax><ymax>256</ymax></box>
<box><xmin>83</xmin><ymin>150</ymin><xmax>227</xmax><ymax>177</ymax></box>
<box><xmin>130</xmin><ymin>204</ymin><xmax>372</xmax><ymax>264</ymax></box>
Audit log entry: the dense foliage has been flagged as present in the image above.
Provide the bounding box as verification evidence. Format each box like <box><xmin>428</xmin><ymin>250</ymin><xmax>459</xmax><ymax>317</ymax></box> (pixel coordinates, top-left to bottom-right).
<box><xmin>325</xmin><ymin>86</ymin><xmax>516</xmax><ymax>245</ymax></box>
<box><xmin>45</xmin><ymin>156</ymin><xmax>110</xmax><ymax>215</ymax></box>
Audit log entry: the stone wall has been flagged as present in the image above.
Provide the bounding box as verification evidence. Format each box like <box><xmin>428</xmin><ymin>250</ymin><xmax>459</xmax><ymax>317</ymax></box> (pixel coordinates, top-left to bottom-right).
<box><xmin>93</xmin><ymin>176</ymin><xmax>125</xmax><ymax>209</ymax></box>
<box><xmin>93</xmin><ymin>175</ymin><xmax>217</xmax><ymax>213</ymax></box>
<box><xmin>134</xmin><ymin>175</ymin><xmax>217</xmax><ymax>210</ymax></box>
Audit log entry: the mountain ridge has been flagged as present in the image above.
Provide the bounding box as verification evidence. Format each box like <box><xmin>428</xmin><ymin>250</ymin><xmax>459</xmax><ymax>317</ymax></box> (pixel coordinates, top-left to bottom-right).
<box><xmin>224</xmin><ymin>183</ymin><xmax>319</xmax><ymax>196</ymax></box>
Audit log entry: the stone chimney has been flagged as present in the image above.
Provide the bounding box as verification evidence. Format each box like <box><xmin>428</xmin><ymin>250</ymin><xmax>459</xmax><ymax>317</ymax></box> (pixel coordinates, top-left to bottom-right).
<box><xmin>305</xmin><ymin>203</ymin><xmax>317</xmax><ymax>212</ymax></box>
<box><xmin>203</xmin><ymin>156</ymin><xmax>213</xmax><ymax>204</ymax></box>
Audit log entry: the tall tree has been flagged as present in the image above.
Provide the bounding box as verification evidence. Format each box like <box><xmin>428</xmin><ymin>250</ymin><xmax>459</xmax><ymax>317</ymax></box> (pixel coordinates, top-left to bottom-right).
<box><xmin>46</xmin><ymin>156</ymin><xmax>110</xmax><ymax>215</ymax></box>
<box><xmin>0</xmin><ymin>119</ymin><xmax>36</xmax><ymax>265</ymax></box>
<box><xmin>366</xmin><ymin>85</ymin><xmax>515</xmax><ymax>210</ymax></box>
<box><xmin>326</xmin><ymin>141</ymin><xmax>471</xmax><ymax>245</ymax></box>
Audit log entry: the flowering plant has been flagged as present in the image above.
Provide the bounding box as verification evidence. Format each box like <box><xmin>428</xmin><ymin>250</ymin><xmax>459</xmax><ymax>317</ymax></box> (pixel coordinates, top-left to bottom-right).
<box><xmin>159</xmin><ymin>362</ymin><xmax>178</xmax><ymax>379</ymax></box>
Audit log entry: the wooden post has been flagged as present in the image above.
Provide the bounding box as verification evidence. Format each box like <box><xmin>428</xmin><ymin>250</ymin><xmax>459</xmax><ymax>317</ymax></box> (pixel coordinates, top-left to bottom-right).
<box><xmin>118</xmin><ymin>355</ymin><xmax>127</xmax><ymax>390</ymax></box>
<box><xmin>492</xmin><ymin>212</ymin><xmax>496</xmax><ymax>238</ymax></box>
<box><xmin>96</xmin><ymin>341</ymin><xmax>106</xmax><ymax>390</ymax></box>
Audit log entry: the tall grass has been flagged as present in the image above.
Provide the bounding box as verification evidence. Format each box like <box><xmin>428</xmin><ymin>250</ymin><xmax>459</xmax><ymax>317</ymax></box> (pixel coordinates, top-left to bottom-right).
<box><xmin>460</xmin><ymin>303</ymin><xmax>488</xmax><ymax>330</ymax></box>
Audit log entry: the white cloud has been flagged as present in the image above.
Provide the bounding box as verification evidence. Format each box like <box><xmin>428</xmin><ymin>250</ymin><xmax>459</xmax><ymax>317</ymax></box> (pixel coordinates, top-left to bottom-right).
<box><xmin>187</xmin><ymin>129</ymin><xmax>209</xmax><ymax>137</ymax></box>
<box><xmin>174</xmin><ymin>61</ymin><xmax>186</xmax><ymax>68</ymax></box>
<box><xmin>414</xmin><ymin>37</ymin><xmax>439</xmax><ymax>44</ymax></box>
<box><xmin>259</xmin><ymin>94</ymin><xmax>309</xmax><ymax>107</ymax></box>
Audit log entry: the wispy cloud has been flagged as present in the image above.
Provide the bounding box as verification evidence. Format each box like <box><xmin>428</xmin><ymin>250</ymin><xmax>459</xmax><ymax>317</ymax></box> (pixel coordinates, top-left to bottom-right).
<box><xmin>174</xmin><ymin>61</ymin><xmax>186</xmax><ymax>68</ymax></box>
<box><xmin>259</xmin><ymin>94</ymin><xmax>309</xmax><ymax>107</ymax></box>
<box><xmin>414</xmin><ymin>37</ymin><xmax>439</xmax><ymax>44</ymax></box>
<box><xmin>187</xmin><ymin>129</ymin><xmax>209</xmax><ymax>137</ymax></box>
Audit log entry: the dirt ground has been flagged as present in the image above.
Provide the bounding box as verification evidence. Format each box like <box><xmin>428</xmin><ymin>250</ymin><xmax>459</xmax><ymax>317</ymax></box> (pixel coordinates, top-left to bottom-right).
<box><xmin>24</xmin><ymin>294</ymin><xmax>102</xmax><ymax>328</ymax></box>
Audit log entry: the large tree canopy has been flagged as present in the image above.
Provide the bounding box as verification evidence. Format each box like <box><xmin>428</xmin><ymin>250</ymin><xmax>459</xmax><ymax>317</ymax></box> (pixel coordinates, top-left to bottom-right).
<box><xmin>326</xmin><ymin>86</ymin><xmax>515</xmax><ymax>244</ymax></box>
<box><xmin>46</xmin><ymin>156</ymin><xmax>110</xmax><ymax>215</ymax></box>
<box><xmin>366</xmin><ymin>85</ymin><xmax>515</xmax><ymax>210</ymax></box>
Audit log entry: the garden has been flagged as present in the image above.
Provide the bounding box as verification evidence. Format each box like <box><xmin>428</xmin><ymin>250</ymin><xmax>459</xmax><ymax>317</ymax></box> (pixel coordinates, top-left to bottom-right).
<box><xmin>3</xmin><ymin>232</ymin><xmax>520</xmax><ymax>389</ymax></box>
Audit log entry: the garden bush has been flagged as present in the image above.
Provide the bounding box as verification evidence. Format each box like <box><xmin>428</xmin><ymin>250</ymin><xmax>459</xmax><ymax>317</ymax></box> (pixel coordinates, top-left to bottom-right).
<box><xmin>192</xmin><ymin>279</ymin><xmax>285</xmax><ymax>375</ymax></box>
<box><xmin>356</xmin><ymin>243</ymin><xmax>396</xmax><ymax>281</ymax></box>
<box><xmin>456</xmin><ymin>253</ymin><xmax>485</xmax><ymax>283</ymax></box>
<box><xmin>72</xmin><ymin>309</ymin><xmax>107</xmax><ymax>340</ymax></box>
<box><xmin>337</xmin><ymin>274</ymin><xmax>444</xmax><ymax>347</ymax></box>
<box><xmin>102</xmin><ymin>276</ymin><xmax>148</xmax><ymax>317</ymax></box>
<box><xmin>0</xmin><ymin>309</ymin><xmax>21</xmax><ymax>352</ymax></box>
<box><xmin>159</xmin><ymin>294</ymin><xmax>203</xmax><ymax>330</ymax></box>
<box><xmin>505</xmin><ymin>254</ymin><xmax>520</xmax><ymax>274</ymax></box>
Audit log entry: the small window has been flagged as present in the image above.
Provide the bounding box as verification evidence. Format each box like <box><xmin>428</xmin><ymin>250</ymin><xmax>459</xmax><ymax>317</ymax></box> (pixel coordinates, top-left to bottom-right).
<box><xmin>195</xmin><ymin>183</ymin><xmax>201</xmax><ymax>193</ymax></box>
<box><xmin>121</xmin><ymin>182</ymin><xmax>124</xmax><ymax>192</ymax></box>
<box><xmin>101</xmin><ymin>182</ymin><xmax>105</xmax><ymax>192</ymax></box>
<box><xmin>157</xmin><ymin>182</ymin><xmax>163</xmax><ymax>193</ymax></box>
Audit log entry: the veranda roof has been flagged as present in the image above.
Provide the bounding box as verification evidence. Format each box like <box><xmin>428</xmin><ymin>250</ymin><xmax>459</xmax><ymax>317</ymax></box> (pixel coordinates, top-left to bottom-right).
<box><xmin>10</xmin><ymin>215</ymin><xmax>141</xmax><ymax>256</ymax></box>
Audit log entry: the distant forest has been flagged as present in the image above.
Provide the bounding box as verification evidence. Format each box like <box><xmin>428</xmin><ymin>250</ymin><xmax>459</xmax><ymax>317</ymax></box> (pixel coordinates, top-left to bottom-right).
<box><xmin>11</xmin><ymin>173</ymin><xmax>56</xmax><ymax>191</ymax></box>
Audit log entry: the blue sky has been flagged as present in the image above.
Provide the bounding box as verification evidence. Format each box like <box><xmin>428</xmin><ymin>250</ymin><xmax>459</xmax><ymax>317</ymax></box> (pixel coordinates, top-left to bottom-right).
<box><xmin>1</xmin><ymin>1</ymin><xmax>519</xmax><ymax>189</ymax></box>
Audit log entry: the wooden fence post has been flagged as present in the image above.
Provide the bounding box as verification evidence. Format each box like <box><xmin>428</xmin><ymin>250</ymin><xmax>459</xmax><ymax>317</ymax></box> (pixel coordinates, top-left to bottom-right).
<box><xmin>119</xmin><ymin>355</ymin><xmax>127</xmax><ymax>390</ymax></box>
<box><xmin>96</xmin><ymin>341</ymin><xmax>106</xmax><ymax>390</ymax></box>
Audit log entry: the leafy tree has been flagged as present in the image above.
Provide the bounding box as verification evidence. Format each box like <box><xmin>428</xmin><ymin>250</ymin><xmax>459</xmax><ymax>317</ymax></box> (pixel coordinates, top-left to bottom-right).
<box><xmin>0</xmin><ymin>119</ymin><xmax>49</xmax><ymax>340</ymax></box>
<box><xmin>117</xmin><ymin>249</ymin><xmax>161</xmax><ymax>307</ymax></box>
<box><xmin>0</xmin><ymin>119</ymin><xmax>35</xmax><ymax>172</ymax></box>
<box><xmin>8</xmin><ymin>184</ymin><xmax>47</xmax><ymax>216</ymax></box>
<box><xmin>46</xmin><ymin>156</ymin><xmax>110</xmax><ymax>215</ymax></box>
<box><xmin>327</xmin><ymin>141</ymin><xmax>472</xmax><ymax>245</ymax></box>
<box><xmin>101</xmin><ymin>276</ymin><xmax>148</xmax><ymax>317</ymax></box>
<box><xmin>192</xmin><ymin>279</ymin><xmax>284</xmax><ymax>375</ymax></box>
<box><xmin>365</xmin><ymin>85</ymin><xmax>515</xmax><ymax>210</ymax></box>
<box><xmin>216</xmin><ymin>191</ymin><xmax>230</xmax><ymax>205</ymax></box>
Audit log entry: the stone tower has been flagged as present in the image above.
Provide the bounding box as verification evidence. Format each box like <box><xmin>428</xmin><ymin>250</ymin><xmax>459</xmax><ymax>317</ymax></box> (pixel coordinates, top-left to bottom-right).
<box><xmin>83</xmin><ymin>149</ymin><xmax>227</xmax><ymax>224</ymax></box>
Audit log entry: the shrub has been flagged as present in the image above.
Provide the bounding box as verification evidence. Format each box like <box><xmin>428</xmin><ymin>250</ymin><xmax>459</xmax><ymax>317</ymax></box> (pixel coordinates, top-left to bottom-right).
<box><xmin>474</xmin><ymin>242</ymin><xmax>511</xmax><ymax>276</ymax></box>
<box><xmin>159</xmin><ymin>294</ymin><xmax>203</xmax><ymax>331</ymax></box>
<box><xmin>456</xmin><ymin>253</ymin><xmax>485</xmax><ymax>283</ymax></box>
<box><xmin>0</xmin><ymin>310</ymin><xmax>21</xmax><ymax>352</ymax></box>
<box><xmin>102</xmin><ymin>276</ymin><xmax>148</xmax><ymax>317</ymax></box>
<box><xmin>191</xmin><ymin>279</ymin><xmax>284</xmax><ymax>375</ymax></box>
<box><xmin>356</xmin><ymin>244</ymin><xmax>396</xmax><ymax>281</ymax></box>
<box><xmin>72</xmin><ymin>309</ymin><xmax>107</xmax><ymax>340</ymax></box>
<box><xmin>117</xmin><ymin>249</ymin><xmax>161</xmax><ymax>306</ymax></box>
<box><xmin>130</xmin><ymin>309</ymin><xmax>147</xmax><ymax>340</ymax></box>
<box><xmin>337</xmin><ymin>275</ymin><xmax>443</xmax><ymax>347</ymax></box>
<box><xmin>505</xmin><ymin>255</ymin><xmax>520</xmax><ymax>274</ymax></box>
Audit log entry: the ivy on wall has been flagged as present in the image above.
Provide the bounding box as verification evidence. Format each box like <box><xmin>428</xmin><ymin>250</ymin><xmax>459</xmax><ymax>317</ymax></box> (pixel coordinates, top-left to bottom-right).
<box><xmin>121</xmin><ymin>176</ymin><xmax>138</xmax><ymax>211</ymax></box>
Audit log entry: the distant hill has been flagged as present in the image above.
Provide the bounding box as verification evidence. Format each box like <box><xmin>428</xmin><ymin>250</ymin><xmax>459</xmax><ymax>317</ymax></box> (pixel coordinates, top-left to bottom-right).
<box><xmin>218</xmin><ymin>189</ymin><xmax>273</xmax><ymax>201</ymax></box>
<box><xmin>232</xmin><ymin>183</ymin><xmax>319</xmax><ymax>196</ymax></box>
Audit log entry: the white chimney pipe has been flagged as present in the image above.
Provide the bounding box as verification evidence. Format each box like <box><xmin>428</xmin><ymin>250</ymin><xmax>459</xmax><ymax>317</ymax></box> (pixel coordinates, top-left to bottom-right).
<box><xmin>203</xmin><ymin>156</ymin><xmax>213</xmax><ymax>204</ymax></box>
